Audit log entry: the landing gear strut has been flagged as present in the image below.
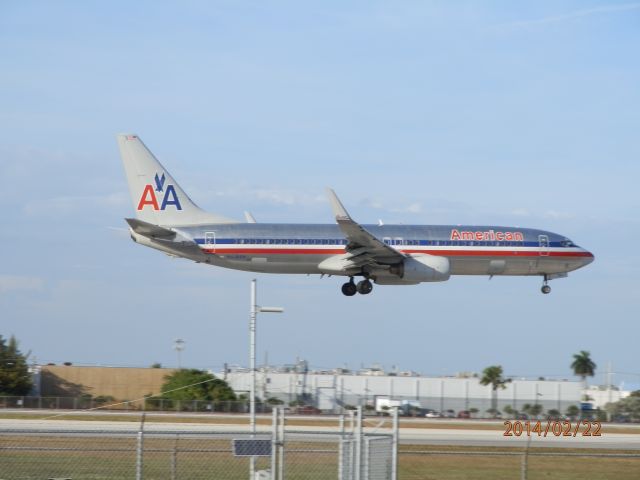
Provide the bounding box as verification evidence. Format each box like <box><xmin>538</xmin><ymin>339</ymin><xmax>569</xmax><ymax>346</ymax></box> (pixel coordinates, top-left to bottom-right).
<box><xmin>341</xmin><ymin>278</ymin><xmax>357</xmax><ymax>296</ymax></box>
<box><xmin>541</xmin><ymin>275</ymin><xmax>551</xmax><ymax>294</ymax></box>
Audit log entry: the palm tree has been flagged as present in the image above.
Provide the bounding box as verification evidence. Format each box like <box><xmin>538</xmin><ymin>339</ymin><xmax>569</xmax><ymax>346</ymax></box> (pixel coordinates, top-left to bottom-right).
<box><xmin>571</xmin><ymin>351</ymin><xmax>596</xmax><ymax>391</ymax></box>
<box><xmin>479</xmin><ymin>365</ymin><xmax>511</xmax><ymax>417</ymax></box>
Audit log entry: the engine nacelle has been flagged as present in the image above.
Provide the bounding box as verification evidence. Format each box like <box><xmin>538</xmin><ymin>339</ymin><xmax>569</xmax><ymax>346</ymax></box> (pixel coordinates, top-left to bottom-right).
<box><xmin>390</xmin><ymin>254</ymin><xmax>450</xmax><ymax>283</ymax></box>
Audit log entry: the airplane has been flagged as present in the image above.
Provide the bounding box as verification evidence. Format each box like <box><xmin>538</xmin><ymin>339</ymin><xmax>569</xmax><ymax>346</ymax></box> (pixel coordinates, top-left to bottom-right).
<box><xmin>117</xmin><ymin>134</ymin><xmax>594</xmax><ymax>296</ymax></box>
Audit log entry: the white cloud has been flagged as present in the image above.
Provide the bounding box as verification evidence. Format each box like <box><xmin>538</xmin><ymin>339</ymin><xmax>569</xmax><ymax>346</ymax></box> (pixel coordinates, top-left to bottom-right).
<box><xmin>390</xmin><ymin>202</ymin><xmax>423</xmax><ymax>214</ymax></box>
<box><xmin>510</xmin><ymin>208</ymin><xmax>531</xmax><ymax>217</ymax></box>
<box><xmin>253</xmin><ymin>189</ymin><xmax>325</xmax><ymax>206</ymax></box>
<box><xmin>23</xmin><ymin>191</ymin><xmax>128</xmax><ymax>216</ymax></box>
<box><xmin>502</xmin><ymin>3</ymin><xmax>640</xmax><ymax>29</ymax></box>
<box><xmin>0</xmin><ymin>275</ymin><xmax>44</xmax><ymax>294</ymax></box>
<box><xmin>196</xmin><ymin>185</ymin><xmax>327</xmax><ymax>208</ymax></box>
<box><xmin>543</xmin><ymin>210</ymin><xmax>575</xmax><ymax>220</ymax></box>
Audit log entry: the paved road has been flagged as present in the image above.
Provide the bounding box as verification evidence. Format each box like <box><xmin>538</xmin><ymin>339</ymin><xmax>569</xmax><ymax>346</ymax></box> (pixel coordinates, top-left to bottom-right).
<box><xmin>2</xmin><ymin>418</ymin><xmax>639</xmax><ymax>450</ymax></box>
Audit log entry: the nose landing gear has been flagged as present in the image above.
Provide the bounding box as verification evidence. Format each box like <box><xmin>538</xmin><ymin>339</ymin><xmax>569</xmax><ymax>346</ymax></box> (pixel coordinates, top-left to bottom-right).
<box><xmin>341</xmin><ymin>277</ymin><xmax>373</xmax><ymax>296</ymax></box>
<box><xmin>541</xmin><ymin>275</ymin><xmax>551</xmax><ymax>294</ymax></box>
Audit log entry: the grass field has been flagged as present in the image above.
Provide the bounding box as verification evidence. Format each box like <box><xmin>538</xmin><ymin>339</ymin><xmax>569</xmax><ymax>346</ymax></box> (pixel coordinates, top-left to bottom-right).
<box><xmin>2</xmin><ymin>433</ymin><xmax>640</xmax><ymax>480</ymax></box>
<box><xmin>1</xmin><ymin>413</ymin><xmax>639</xmax><ymax>479</ymax></box>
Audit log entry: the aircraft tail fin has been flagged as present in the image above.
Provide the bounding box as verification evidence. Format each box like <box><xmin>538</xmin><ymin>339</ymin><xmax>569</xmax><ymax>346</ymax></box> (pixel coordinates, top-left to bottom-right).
<box><xmin>117</xmin><ymin>134</ymin><xmax>238</xmax><ymax>226</ymax></box>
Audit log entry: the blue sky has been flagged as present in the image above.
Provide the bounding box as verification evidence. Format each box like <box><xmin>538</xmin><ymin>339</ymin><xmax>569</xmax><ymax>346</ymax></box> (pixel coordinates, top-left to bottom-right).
<box><xmin>1</xmin><ymin>1</ymin><xmax>639</xmax><ymax>387</ymax></box>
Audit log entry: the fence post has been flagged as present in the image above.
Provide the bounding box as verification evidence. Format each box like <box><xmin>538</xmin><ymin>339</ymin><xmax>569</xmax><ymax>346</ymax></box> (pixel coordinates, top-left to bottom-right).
<box><xmin>271</xmin><ymin>407</ymin><xmax>278</xmax><ymax>479</ymax></box>
<box><xmin>170</xmin><ymin>434</ymin><xmax>179</xmax><ymax>480</ymax></box>
<box><xmin>363</xmin><ymin>437</ymin><xmax>369</xmax><ymax>480</ymax></box>
<box><xmin>338</xmin><ymin>414</ymin><xmax>345</xmax><ymax>480</ymax></box>
<box><xmin>349</xmin><ymin>410</ymin><xmax>355</xmax><ymax>480</ymax></box>
<box><xmin>392</xmin><ymin>407</ymin><xmax>399</xmax><ymax>480</ymax></box>
<box><xmin>278</xmin><ymin>407</ymin><xmax>285</xmax><ymax>480</ymax></box>
<box><xmin>521</xmin><ymin>436</ymin><xmax>531</xmax><ymax>480</ymax></box>
<box><xmin>355</xmin><ymin>406</ymin><xmax>362</xmax><ymax>480</ymax></box>
<box><xmin>136</xmin><ymin>413</ymin><xmax>146</xmax><ymax>480</ymax></box>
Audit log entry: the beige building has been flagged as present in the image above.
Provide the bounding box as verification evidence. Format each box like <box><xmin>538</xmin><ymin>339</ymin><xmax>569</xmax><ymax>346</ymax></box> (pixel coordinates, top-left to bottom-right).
<box><xmin>39</xmin><ymin>365</ymin><xmax>176</xmax><ymax>401</ymax></box>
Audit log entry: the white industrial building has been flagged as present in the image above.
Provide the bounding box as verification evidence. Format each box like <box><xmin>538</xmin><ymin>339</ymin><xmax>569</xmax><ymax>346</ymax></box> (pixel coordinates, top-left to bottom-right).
<box><xmin>219</xmin><ymin>367</ymin><xmax>583</xmax><ymax>415</ymax></box>
<box><xmin>585</xmin><ymin>386</ymin><xmax>631</xmax><ymax>409</ymax></box>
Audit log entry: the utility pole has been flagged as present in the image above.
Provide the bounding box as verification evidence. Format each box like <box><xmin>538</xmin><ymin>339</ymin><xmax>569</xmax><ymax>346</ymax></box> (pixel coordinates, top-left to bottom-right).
<box><xmin>249</xmin><ymin>279</ymin><xmax>283</xmax><ymax>479</ymax></box>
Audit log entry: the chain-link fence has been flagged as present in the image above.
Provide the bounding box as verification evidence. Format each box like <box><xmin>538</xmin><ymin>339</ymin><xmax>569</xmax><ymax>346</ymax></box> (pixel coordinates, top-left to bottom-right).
<box><xmin>0</xmin><ymin>408</ymin><xmax>397</xmax><ymax>480</ymax></box>
<box><xmin>1</xmin><ymin>428</ymin><xmax>272</xmax><ymax>479</ymax></box>
<box><xmin>3</xmin><ymin>428</ymin><xmax>640</xmax><ymax>480</ymax></box>
<box><xmin>397</xmin><ymin>449</ymin><xmax>640</xmax><ymax>480</ymax></box>
<box><xmin>0</xmin><ymin>394</ymin><xmax>583</xmax><ymax>420</ymax></box>
<box><xmin>3</xmin><ymin>411</ymin><xmax>640</xmax><ymax>479</ymax></box>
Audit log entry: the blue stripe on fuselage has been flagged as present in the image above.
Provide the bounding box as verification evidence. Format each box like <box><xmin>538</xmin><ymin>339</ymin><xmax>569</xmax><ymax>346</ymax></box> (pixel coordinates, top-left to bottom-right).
<box><xmin>194</xmin><ymin>238</ymin><xmax>571</xmax><ymax>248</ymax></box>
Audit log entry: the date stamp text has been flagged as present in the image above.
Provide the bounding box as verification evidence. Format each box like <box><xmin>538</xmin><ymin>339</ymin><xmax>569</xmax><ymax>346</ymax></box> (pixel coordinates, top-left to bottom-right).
<box><xmin>503</xmin><ymin>420</ymin><xmax>602</xmax><ymax>437</ymax></box>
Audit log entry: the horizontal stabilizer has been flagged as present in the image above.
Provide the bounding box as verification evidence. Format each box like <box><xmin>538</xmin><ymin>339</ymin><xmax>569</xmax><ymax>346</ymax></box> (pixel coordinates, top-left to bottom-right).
<box><xmin>126</xmin><ymin>218</ymin><xmax>176</xmax><ymax>239</ymax></box>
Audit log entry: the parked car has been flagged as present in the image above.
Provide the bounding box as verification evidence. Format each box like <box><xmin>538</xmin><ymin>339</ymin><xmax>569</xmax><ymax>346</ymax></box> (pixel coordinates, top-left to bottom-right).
<box><xmin>295</xmin><ymin>405</ymin><xmax>322</xmax><ymax>415</ymax></box>
<box><xmin>444</xmin><ymin>409</ymin><xmax>456</xmax><ymax>418</ymax></box>
<box><xmin>425</xmin><ymin>410</ymin><xmax>441</xmax><ymax>418</ymax></box>
<box><xmin>457</xmin><ymin>410</ymin><xmax>471</xmax><ymax>419</ymax></box>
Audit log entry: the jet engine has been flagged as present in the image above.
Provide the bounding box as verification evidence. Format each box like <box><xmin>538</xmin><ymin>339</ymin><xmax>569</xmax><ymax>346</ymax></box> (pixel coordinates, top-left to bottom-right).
<box><xmin>389</xmin><ymin>254</ymin><xmax>451</xmax><ymax>283</ymax></box>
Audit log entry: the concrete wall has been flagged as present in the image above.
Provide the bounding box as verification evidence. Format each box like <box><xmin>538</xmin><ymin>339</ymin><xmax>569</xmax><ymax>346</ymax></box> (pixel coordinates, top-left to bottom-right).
<box><xmin>40</xmin><ymin>366</ymin><xmax>176</xmax><ymax>401</ymax></box>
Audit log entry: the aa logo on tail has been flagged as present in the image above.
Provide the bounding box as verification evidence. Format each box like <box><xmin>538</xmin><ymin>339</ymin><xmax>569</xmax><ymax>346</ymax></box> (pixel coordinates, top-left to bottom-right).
<box><xmin>137</xmin><ymin>172</ymin><xmax>182</xmax><ymax>211</ymax></box>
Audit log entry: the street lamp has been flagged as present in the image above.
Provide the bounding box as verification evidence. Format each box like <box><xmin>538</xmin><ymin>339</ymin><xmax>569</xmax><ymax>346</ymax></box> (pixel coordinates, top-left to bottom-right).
<box><xmin>249</xmin><ymin>279</ymin><xmax>283</xmax><ymax>478</ymax></box>
<box><xmin>173</xmin><ymin>338</ymin><xmax>185</xmax><ymax>369</ymax></box>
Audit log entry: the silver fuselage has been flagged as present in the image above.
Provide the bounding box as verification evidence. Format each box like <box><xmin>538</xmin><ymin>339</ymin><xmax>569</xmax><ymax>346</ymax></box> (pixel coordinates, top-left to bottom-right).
<box><xmin>138</xmin><ymin>223</ymin><xmax>593</xmax><ymax>277</ymax></box>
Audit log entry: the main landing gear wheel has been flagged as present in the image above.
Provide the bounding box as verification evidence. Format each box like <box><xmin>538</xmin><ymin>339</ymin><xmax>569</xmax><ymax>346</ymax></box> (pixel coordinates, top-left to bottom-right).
<box><xmin>356</xmin><ymin>279</ymin><xmax>373</xmax><ymax>295</ymax></box>
<box><xmin>341</xmin><ymin>279</ymin><xmax>357</xmax><ymax>296</ymax></box>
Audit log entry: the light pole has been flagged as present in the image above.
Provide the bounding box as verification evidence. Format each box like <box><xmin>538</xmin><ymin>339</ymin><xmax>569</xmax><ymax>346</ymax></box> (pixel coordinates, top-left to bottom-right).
<box><xmin>249</xmin><ymin>279</ymin><xmax>283</xmax><ymax>479</ymax></box>
<box><xmin>173</xmin><ymin>338</ymin><xmax>185</xmax><ymax>369</ymax></box>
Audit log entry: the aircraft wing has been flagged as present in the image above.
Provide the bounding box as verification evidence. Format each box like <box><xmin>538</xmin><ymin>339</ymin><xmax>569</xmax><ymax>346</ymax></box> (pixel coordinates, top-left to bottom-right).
<box><xmin>326</xmin><ymin>189</ymin><xmax>405</xmax><ymax>266</ymax></box>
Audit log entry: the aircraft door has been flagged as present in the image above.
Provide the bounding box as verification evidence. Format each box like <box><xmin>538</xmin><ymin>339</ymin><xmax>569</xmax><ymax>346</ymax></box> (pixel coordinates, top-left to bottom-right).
<box><xmin>205</xmin><ymin>231</ymin><xmax>216</xmax><ymax>253</ymax></box>
<box><xmin>538</xmin><ymin>235</ymin><xmax>549</xmax><ymax>256</ymax></box>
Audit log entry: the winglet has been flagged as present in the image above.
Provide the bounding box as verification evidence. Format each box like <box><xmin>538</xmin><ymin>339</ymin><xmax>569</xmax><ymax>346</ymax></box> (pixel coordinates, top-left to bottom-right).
<box><xmin>326</xmin><ymin>188</ymin><xmax>352</xmax><ymax>222</ymax></box>
<box><xmin>325</xmin><ymin>188</ymin><xmax>405</xmax><ymax>261</ymax></box>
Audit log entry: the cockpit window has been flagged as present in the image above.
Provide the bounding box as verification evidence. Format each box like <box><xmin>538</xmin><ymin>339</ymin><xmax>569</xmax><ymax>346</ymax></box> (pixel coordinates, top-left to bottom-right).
<box><xmin>561</xmin><ymin>239</ymin><xmax>575</xmax><ymax>247</ymax></box>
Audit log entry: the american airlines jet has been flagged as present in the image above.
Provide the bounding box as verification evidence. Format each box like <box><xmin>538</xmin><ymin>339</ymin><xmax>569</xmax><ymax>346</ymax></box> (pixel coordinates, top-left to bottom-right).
<box><xmin>118</xmin><ymin>134</ymin><xmax>594</xmax><ymax>296</ymax></box>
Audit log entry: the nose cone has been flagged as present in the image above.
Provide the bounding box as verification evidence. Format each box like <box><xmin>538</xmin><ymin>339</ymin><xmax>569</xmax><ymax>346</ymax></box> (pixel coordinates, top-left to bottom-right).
<box><xmin>581</xmin><ymin>249</ymin><xmax>595</xmax><ymax>266</ymax></box>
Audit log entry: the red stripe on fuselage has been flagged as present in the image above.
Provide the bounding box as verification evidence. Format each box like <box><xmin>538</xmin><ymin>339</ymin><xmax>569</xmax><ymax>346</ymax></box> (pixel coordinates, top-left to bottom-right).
<box><xmin>202</xmin><ymin>248</ymin><xmax>593</xmax><ymax>258</ymax></box>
